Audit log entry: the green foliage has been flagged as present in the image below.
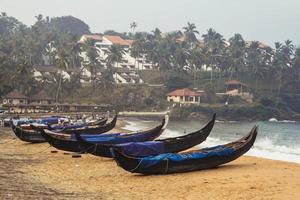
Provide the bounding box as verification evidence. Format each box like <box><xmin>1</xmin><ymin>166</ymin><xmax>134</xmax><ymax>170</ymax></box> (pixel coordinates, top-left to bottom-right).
<box><xmin>49</xmin><ymin>16</ymin><xmax>90</xmax><ymax>35</ymax></box>
<box><xmin>259</xmin><ymin>96</ymin><xmax>276</xmax><ymax>107</ymax></box>
<box><xmin>0</xmin><ymin>12</ymin><xmax>300</xmax><ymax>117</ymax></box>
<box><xmin>104</xmin><ymin>30</ymin><xmax>129</xmax><ymax>39</ymax></box>
<box><xmin>280</xmin><ymin>94</ymin><xmax>300</xmax><ymax>113</ymax></box>
<box><xmin>165</xmin><ymin>73</ymin><xmax>191</xmax><ymax>91</ymax></box>
<box><xmin>171</xmin><ymin>105</ymin><xmax>280</xmax><ymax>120</ymax></box>
<box><xmin>143</xmin><ymin>97</ymin><xmax>155</xmax><ymax>106</ymax></box>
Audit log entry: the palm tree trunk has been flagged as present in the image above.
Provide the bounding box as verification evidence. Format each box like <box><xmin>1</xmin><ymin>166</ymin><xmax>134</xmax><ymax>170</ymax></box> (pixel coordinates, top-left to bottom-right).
<box><xmin>55</xmin><ymin>72</ymin><xmax>63</xmax><ymax>103</ymax></box>
<box><xmin>193</xmin><ymin>66</ymin><xmax>196</xmax><ymax>88</ymax></box>
<box><xmin>255</xmin><ymin>77</ymin><xmax>258</xmax><ymax>93</ymax></box>
<box><xmin>277</xmin><ymin>72</ymin><xmax>282</xmax><ymax>96</ymax></box>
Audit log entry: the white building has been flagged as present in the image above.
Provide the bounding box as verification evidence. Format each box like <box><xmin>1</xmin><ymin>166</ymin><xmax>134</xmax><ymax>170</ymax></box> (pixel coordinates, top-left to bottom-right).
<box><xmin>79</xmin><ymin>34</ymin><xmax>155</xmax><ymax>71</ymax></box>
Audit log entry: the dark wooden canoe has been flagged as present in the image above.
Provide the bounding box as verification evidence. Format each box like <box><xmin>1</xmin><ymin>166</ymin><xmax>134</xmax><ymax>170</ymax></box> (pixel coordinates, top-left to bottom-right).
<box><xmin>37</xmin><ymin>116</ymin><xmax>167</xmax><ymax>153</ymax></box>
<box><xmin>11</xmin><ymin>124</ymin><xmax>45</xmax><ymax>143</ymax></box>
<box><xmin>76</xmin><ymin>114</ymin><xmax>215</xmax><ymax>158</ymax></box>
<box><xmin>74</xmin><ymin>115</ymin><xmax>169</xmax><ymax>157</ymax></box>
<box><xmin>11</xmin><ymin>116</ymin><xmax>111</xmax><ymax>143</ymax></box>
<box><xmin>87</xmin><ymin>117</ymin><xmax>108</xmax><ymax>126</ymax></box>
<box><xmin>111</xmin><ymin>126</ymin><xmax>258</xmax><ymax>175</ymax></box>
<box><xmin>60</xmin><ymin>115</ymin><xmax>117</xmax><ymax>134</ymax></box>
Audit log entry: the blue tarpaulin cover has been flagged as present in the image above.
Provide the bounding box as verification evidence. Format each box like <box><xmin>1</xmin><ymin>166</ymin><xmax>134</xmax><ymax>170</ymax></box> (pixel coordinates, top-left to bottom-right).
<box><xmin>70</xmin><ymin>133</ymin><xmax>122</xmax><ymax>140</ymax></box>
<box><xmin>116</xmin><ymin>141</ymin><xmax>165</xmax><ymax>157</ymax></box>
<box><xmin>41</xmin><ymin>117</ymin><xmax>59</xmax><ymax>125</ymax></box>
<box><xmin>84</xmin><ymin>131</ymin><xmax>157</xmax><ymax>144</ymax></box>
<box><xmin>139</xmin><ymin>145</ymin><xmax>235</xmax><ymax>168</ymax></box>
<box><xmin>51</xmin><ymin>123</ymin><xmax>85</xmax><ymax>130</ymax></box>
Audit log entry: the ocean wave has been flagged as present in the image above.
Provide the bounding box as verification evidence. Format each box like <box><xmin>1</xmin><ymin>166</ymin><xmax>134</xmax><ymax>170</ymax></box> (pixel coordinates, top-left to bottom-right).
<box><xmin>268</xmin><ymin>118</ymin><xmax>297</xmax><ymax>123</ymax></box>
<box><xmin>200</xmin><ymin>136</ymin><xmax>300</xmax><ymax>164</ymax></box>
<box><xmin>125</xmin><ymin>119</ymin><xmax>300</xmax><ymax>164</ymax></box>
<box><xmin>164</xmin><ymin>130</ymin><xmax>300</xmax><ymax>164</ymax></box>
<box><xmin>123</xmin><ymin>121</ymin><xmax>145</xmax><ymax>132</ymax></box>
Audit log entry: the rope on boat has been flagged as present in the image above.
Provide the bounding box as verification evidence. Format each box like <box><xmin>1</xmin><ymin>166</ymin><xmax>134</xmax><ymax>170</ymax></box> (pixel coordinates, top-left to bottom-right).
<box><xmin>91</xmin><ymin>144</ymin><xmax>98</xmax><ymax>154</ymax></box>
<box><xmin>164</xmin><ymin>158</ymin><xmax>169</xmax><ymax>174</ymax></box>
<box><xmin>129</xmin><ymin>158</ymin><xmax>143</xmax><ymax>172</ymax></box>
<box><xmin>0</xmin><ymin>138</ymin><xmax>20</xmax><ymax>145</ymax></box>
<box><xmin>77</xmin><ymin>143</ymin><xmax>97</xmax><ymax>154</ymax></box>
<box><xmin>26</xmin><ymin>145</ymin><xmax>52</xmax><ymax>155</ymax></box>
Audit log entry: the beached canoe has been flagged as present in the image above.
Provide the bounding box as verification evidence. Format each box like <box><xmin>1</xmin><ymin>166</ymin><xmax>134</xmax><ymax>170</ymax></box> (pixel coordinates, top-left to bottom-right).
<box><xmin>60</xmin><ymin>115</ymin><xmax>117</xmax><ymax>135</ymax></box>
<box><xmin>76</xmin><ymin>114</ymin><xmax>215</xmax><ymax>158</ymax></box>
<box><xmin>11</xmin><ymin>116</ymin><xmax>112</xmax><ymax>143</ymax></box>
<box><xmin>49</xmin><ymin>117</ymin><xmax>108</xmax><ymax>131</ymax></box>
<box><xmin>12</xmin><ymin>124</ymin><xmax>45</xmax><ymax>143</ymax></box>
<box><xmin>37</xmin><ymin>116</ymin><xmax>168</xmax><ymax>153</ymax></box>
<box><xmin>111</xmin><ymin>126</ymin><xmax>258</xmax><ymax>175</ymax></box>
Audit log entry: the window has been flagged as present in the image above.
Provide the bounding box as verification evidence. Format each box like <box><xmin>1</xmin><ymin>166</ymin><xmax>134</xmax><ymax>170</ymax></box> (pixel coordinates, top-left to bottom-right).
<box><xmin>180</xmin><ymin>96</ymin><xmax>183</xmax><ymax>101</ymax></box>
<box><xmin>195</xmin><ymin>96</ymin><xmax>199</xmax><ymax>102</ymax></box>
<box><xmin>185</xmin><ymin>96</ymin><xmax>189</xmax><ymax>101</ymax></box>
<box><xmin>189</xmin><ymin>97</ymin><xmax>194</xmax><ymax>102</ymax></box>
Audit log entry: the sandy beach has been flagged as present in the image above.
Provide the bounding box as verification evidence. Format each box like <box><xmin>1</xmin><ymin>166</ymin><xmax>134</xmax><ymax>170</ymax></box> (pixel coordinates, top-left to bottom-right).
<box><xmin>1</xmin><ymin>124</ymin><xmax>300</xmax><ymax>200</ymax></box>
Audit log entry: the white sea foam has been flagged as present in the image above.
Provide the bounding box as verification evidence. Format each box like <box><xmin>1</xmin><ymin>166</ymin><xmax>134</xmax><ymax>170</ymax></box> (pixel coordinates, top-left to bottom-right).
<box><xmin>160</xmin><ymin>128</ymin><xmax>300</xmax><ymax>164</ymax></box>
<box><xmin>268</xmin><ymin>119</ymin><xmax>297</xmax><ymax>123</ymax></box>
<box><xmin>123</xmin><ymin>121</ymin><xmax>144</xmax><ymax>132</ymax></box>
<box><xmin>200</xmin><ymin>136</ymin><xmax>300</xmax><ymax>164</ymax></box>
<box><xmin>126</xmin><ymin>119</ymin><xmax>300</xmax><ymax>164</ymax></box>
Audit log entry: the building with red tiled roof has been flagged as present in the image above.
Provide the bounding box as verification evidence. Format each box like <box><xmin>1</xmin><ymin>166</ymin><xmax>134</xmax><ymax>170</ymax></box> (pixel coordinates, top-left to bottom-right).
<box><xmin>225</xmin><ymin>80</ymin><xmax>248</xmax><ymax>87</ymax></box>
<box><xmin>225</xmin><ymin>80</ymin><xmax>249</xmax><ymax>93</ymax></box>
<box><xmin>104</xmin><ymin>35</ymin><xmax>131</xmax><ymax>47</ymax></box>
<box><xmin>167</xmin><ymin>88</ymin><xmax>204</xmax><ymax>105</ymax></box>
<box><xmin>78</xmin><ymin>34</ymin><xmax>103</xmax><ymax>43</ymax></box>
<box><xmin>245</xmin><ymin>41</ymin><xmax>270</xmax><ymax>49</ymax></box>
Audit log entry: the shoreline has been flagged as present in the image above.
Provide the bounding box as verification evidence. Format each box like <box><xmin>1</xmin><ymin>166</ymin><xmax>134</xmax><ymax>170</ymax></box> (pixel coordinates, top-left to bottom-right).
<box><xmin>1</xmin><ymin>110</ymin><xmax>299</xmax><ymax>123</ymax></box>
<box><xmin>1</xmin><ymin>120</ymin><xmax>300</xmax><ymax>199</ymax></box>
<box><xmin>1</xmin><ymin>126</ymin><xmax>299</xmax><ymax>199</ymax></box>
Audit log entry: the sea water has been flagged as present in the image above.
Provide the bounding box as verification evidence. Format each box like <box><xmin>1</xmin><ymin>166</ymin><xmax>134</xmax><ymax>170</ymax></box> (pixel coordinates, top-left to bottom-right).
<box><xmin>124</xmin><ymin>118</ymin><xmax>300</xmax><ymax>164</ymax></box>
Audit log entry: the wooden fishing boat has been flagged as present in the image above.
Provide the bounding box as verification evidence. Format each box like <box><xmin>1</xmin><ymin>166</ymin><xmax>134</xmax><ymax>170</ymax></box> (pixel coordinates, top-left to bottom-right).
<box><xmin>86</xmin><ymin>117</ymin><xmax>108</xmax><ymax>126</ymax></box>
<box><xmin>76</xmin><ymin>114</ymin><xmax>215</xmax><ymax>158</ymax></box>
<box><xmin>11</xmin><ymin>124</ymin><xmax>45</xmax><ymax>143</ymax></box>
<box><xmin>11</xmin><ymin>116</ymin><xmax>111</xmax><ymax>143</ymax></box>
<box><xmin>60</xmin><ymin>115</ymin><xmax>117</xmax><ymax>134</ymax></box>
<box><xmin>37</xmin><ymin>116</ymin><xmax>168</xmax><ymax>153</ymax></box>
<box><xmin>111</xmin><ymin>126</ymin><xmax>258</xmax><ymax>175</ymax></box>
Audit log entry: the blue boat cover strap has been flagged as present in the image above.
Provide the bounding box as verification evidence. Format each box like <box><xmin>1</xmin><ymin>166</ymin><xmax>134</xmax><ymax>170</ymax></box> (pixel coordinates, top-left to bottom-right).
<box><xmin>70</xmin><ymin>133</ymin><xmax>122</xmax><ymax>140</ymax></box>
<box><xmin>116</xmin><ymin>141</ymin><xmax>165</xmax><ymax>157</ymax></box>
<box><xmin>84</xmin><ymin>131</ymin><xmax>158</xmax><ymax>145</ymax></box>
<box><xmin>139</xmin><ymin>145</ymin><xmax>235</xmax><ymax>169</ymax></box>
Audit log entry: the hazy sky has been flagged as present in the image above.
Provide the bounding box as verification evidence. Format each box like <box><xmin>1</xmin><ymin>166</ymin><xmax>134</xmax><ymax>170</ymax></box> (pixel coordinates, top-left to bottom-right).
<box><xmin>1</xmin><ymin>0</ymin><xmax>300</xmax><ymax>46</ymax></box>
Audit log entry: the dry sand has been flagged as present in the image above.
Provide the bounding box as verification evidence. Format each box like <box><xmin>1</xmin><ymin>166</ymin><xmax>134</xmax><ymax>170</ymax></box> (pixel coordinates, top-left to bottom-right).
<box><xmin>1</xmin><ymin>123</ymin><xmax>300</xmax><ymax>200</ymax></box>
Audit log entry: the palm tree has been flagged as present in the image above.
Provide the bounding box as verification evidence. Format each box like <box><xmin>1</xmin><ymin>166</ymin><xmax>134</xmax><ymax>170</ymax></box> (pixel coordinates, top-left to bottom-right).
<box><xmin>55</xmin><ymin>47</ymin><xmax>69</xmax><ymax>103</ymax></box>
<box><xmin>202</xmin><ymin>28</ymin><xmax>226</xmax><ymax>84</ymax></box>
<box><xmin>1</xmin><ymin>12</ymin><xmax>7</xmax><ymax>17</ymax></box>
<box><xmin>273</xmin><ymin>40</ymin><xmax>294</xmax><ymax>95</ymax></box>
<box><xmin>83</xmin><ymin>38</ymin><xmax>100</xmax><ymax>87</ymax></box>
<box><xmin>130</xmin><ymin>21</ymin><xmax>137</xmax><ymax>34</ymax></box>
<box><xmin>188</xmin><ymin>46</ymin><xmax>205</xmax><ymax>87</ymax></box>
<box><xmin>152</xmin><ymin>28</ymin><xmax>162</xmax><ymax>40</ymax></box>
<box><xmin>288</xmin><ymin>48</ymin><xmax>300</xmax><ymax>91</ymax></box>
<box><xmin>228</xmin><ymin>34</ymin><xmax>246</xmax><ymax>78</ymax></box>
<box><xmin>106</xmin><ymin>44</ymin><xmax>125</xmax><ymax>67</ymax></box>
<box><xmin>183</xmin><ymin>22</ymin><xmax>199</xmax><ymax>45</ymax></box>
<box><xmin>173</xmin><ymin>45</ymin><xmax>188</xmax><ymax>71</ymax></box>
<box><xmin>130</xmin><ymin>33</ymin><xmax>145</xmax><ymax>69</ymax></box>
